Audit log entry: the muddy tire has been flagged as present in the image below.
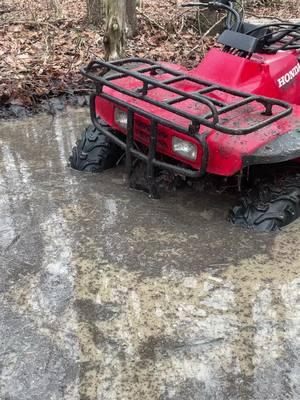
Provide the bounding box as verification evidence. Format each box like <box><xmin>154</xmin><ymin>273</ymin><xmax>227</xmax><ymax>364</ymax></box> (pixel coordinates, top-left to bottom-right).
<box><xmin>229</xmin><ymin>175</ymin><xmax>300</xmax><ymax>231</ymax></box>
<box><xmin>69</xmin><ymin>125</ymin><xmax>123</xmax><ymax>173</ymax></box>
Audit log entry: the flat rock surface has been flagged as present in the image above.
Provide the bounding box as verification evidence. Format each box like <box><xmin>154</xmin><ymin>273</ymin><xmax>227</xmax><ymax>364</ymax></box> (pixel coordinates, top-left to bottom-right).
<box><xmin>0</xmin><ymin>109</ymin><xmax>299</xmax><ymax>400</ymax></box>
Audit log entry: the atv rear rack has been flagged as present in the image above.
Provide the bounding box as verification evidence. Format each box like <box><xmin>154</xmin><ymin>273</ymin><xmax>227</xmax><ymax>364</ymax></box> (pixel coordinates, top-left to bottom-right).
<box><xmin>81</xmin><ymin>57</ymin><xmax>292</xmax><ymax>136</ymax></box>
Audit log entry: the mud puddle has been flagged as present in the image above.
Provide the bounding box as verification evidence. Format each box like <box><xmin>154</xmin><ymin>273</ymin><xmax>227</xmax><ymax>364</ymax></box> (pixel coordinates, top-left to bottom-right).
<box><xmin>0</xmin><ymin>109</ymin><xmax>299</xmax><ymax>400</ymax></box>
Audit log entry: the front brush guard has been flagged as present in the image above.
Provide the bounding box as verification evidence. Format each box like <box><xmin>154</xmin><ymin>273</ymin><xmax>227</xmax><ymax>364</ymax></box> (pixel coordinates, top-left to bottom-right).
<box><xmin>90</xmin><ymin>94</ymin><xmax>208</xmax><ymax>198</ymax></box>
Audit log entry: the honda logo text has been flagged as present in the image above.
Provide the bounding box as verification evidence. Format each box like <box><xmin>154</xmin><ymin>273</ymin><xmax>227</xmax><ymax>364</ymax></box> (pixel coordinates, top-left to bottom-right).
<box><xmin>278</xmin><ymin>63</ymin><xmax>300</xmax><ymax>88</ymax></box>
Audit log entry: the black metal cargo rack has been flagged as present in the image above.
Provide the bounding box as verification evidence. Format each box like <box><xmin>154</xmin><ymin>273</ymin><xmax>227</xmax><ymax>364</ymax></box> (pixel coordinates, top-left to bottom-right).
<box><xmin>81</xmin><ymin>57</ymin><xmax>292</xmax><ymax>135</ymax></box>
<box><xmin>81</xmin><ymin>57</ymin><xmax>293</xmax><ymax>197</ymax></box>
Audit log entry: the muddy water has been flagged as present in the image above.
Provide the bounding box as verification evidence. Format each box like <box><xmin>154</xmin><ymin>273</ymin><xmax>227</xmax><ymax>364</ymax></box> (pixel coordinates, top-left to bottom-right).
<box><xmin>0</xmin><ymin>109</ymin><xmax>299</xmax><ymax>400</ymax></box>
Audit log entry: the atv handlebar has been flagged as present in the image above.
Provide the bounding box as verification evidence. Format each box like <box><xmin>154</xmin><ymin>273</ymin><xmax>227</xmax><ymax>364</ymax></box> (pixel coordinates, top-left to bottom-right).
<box><xmin>181</xmin><ymin>1</ymin><xmax>241</xmax><ymax>32</ymax></box>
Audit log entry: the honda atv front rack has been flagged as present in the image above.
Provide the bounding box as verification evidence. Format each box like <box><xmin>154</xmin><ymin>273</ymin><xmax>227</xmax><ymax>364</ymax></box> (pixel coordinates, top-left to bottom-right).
<box><xmin>81</xmin><ymin>58</ymin><xmax>293</xmax><ymax>197</ymax></box>
<box><xmin>81</xmin><ymin>57</ymin><xmax>292</xmax><ymax>136</ymax></box>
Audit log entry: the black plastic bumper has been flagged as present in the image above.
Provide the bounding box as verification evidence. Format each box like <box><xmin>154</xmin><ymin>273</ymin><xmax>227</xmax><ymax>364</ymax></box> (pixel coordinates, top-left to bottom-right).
<box><xmin>243</xmin><ymin>128</ymin><xmax>300</xmax><ymax>166</ymax></box>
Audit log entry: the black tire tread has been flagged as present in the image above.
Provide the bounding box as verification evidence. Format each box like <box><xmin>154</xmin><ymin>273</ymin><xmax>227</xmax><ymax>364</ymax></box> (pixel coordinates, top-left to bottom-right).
<box><xmin>229</xmin><ymin>175</ymin><xmax>300</xmax><ymax>231</ymax></box>
<box><xmin>69</xmin><ymin>125</ymin><xmax>123</xmax><ymax>173</ymax></box>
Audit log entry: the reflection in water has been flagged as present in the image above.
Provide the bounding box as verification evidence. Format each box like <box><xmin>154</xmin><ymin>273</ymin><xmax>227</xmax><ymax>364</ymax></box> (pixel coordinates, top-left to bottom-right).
<box><xmin>54</xmin><ymin>116</ymin><xmax>74</xmax><ymax>168</ymax></box>
<box><xmin>0</xmin><ymin>144</ymin><xmax>33</xmax><ymax>249</ymax></box>
<box><xmin>0</xmin><ymin>110</ymin><xmax>299</xmax><ymax>400</ymax></box>
<box><xmin>71</xmin><ymin>218</ymin><xmax>300</xmax><ymax>399</ymax></box>
<box><xmin>104</xmin><ymin>198</ymin><xmax>118</xmax><ymax>228</ymax></box>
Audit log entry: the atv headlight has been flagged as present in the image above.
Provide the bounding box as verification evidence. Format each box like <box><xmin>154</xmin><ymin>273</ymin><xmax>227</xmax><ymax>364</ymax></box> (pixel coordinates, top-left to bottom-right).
<box><xmin>114</xmin><ymin>108</ymin><xmax>128</xmax><ymax>130</ymax></box>
<box><xmin>172</xmin><ymin>137</ymin><xmax>197</xmax><ymax>161</ymax></box>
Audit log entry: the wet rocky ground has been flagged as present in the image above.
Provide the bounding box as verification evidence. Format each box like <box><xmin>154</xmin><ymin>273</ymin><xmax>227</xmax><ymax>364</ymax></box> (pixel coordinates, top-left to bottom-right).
<box><xmin>0</xmin><ymin>109</ymin><xmax>299</xmax><ymax>400</ymax></box>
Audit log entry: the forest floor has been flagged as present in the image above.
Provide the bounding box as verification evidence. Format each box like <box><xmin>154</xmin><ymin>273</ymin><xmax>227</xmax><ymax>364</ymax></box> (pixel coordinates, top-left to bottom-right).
<box><xmin>0</xmin><ymin>0</ymin><xmax>299</xmax><ymax>118</ymax></box>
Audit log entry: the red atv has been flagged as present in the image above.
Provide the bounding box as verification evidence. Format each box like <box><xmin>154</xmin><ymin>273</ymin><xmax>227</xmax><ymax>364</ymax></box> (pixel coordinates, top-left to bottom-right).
<box><xmin>70</xmin><ymin>0</ymin><xmax>300</xmax><ymax>231</ymax></box>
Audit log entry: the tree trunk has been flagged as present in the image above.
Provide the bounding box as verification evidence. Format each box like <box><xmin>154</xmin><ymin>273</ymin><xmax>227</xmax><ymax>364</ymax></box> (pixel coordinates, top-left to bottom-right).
<box><xmin>103</xmin><ymin>0</ymin><xmax>126</xmax><ymax>60</ymax></box>
<box><xmin>126</xmin><ymin>0</ymin><xmax>137</xmax><ymax>38</ymax></box>
<box><xmin>86</xmin><ymin>0</ymin><xmax>105</xmax><ymax>25</ymax></box>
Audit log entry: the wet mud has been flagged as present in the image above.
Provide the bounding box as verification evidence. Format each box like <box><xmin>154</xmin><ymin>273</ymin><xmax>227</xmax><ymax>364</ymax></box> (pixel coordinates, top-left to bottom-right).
<box><xmin>0</xmin><ymin>109</ymin><xmax>299</xmax><ymax>400</ymax></box>
<box><xmin>0</xmin><ymin>95</ymin><xmax>89</xmax><ymax>120</ymax></box>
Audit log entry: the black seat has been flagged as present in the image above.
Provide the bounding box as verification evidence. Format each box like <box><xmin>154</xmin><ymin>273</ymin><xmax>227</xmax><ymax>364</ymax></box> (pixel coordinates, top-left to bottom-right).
<box><xmin>217</xmin><ymin>29</ymin><xmax>261</xmax><ymax>53</ymax></box>
<box><xmin>239</xmin><ymin>22</ymin><xmax>271</xmax><ymax>39</ymax></box>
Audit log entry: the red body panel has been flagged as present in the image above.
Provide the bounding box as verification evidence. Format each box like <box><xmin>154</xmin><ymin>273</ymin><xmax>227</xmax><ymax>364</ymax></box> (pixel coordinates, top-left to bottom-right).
<box><xmin>95</xmin><ymin>48</ymin><xmax>300</xmax><ymax>176</ymax></box>
<box><xmin>194</xmin><ymin>49</ymin><xmax>300</xmax><ymax>104</ymax></box>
